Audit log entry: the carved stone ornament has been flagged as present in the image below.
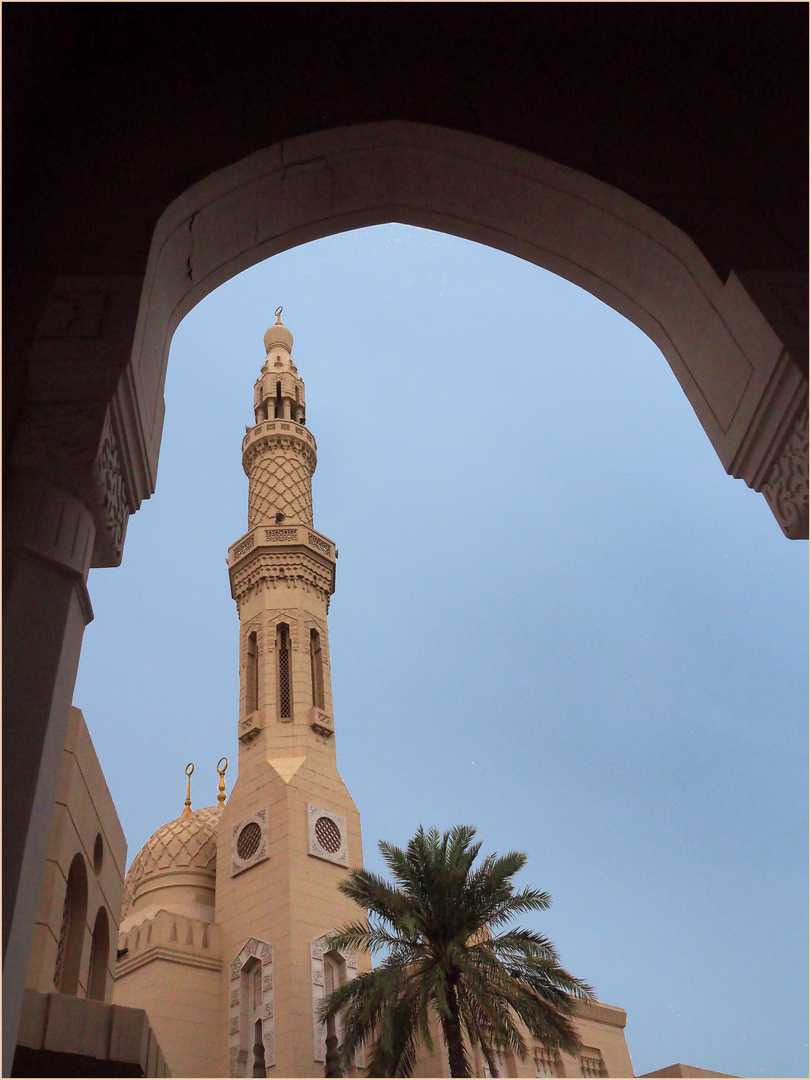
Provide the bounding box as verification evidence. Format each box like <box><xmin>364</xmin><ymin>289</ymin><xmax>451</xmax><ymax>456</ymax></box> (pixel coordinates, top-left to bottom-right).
<box><xmin>91</xmin><ymin>409</ymin><xmax>131</xmax><ymax>566</ymax></box>
<box><xmin>762</xmin><ymin>402</ymin><xmax>809</xmax><ymax>539</ymax></box>
<box><xmin>229</xmin><ymin>938</ymin><xmax>275</xmax><ymax>1071</ymax></box>
<box><xmin>231</xmin><ymin>810</ymin><xmax>270</xmax><ymax>876</ymax></box>
<box><xmin>310</xmin><ymin>932</ymin><xmax>361</xmax><ymax>1063</ymax></box>
<box><xmin>307</xmin><ymin>804</ymin><xmax>348</xmax><ymax>866</ymax></box>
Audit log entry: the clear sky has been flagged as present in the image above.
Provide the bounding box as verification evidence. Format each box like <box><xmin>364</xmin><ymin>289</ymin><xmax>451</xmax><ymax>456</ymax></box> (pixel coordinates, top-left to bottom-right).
<box><xmin>73</xmin><ymin>224</ymin><xmax>808</xmax><ymax>1078</ymax></box>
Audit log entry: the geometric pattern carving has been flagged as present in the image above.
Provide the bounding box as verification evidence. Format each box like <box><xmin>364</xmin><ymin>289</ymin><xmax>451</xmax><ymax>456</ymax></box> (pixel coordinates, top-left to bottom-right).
<box><xmin>121</xmin><ymin>805</ymin><xmax>223</xmax><ymax>916</ymax></box>
<box><xmin>762</xmin><ymin>400</ymin><xmax>809</xmax><ymax>539</ymax></box>
<box><xmin>228</xmin><ymin>938</ymin><xmax>275</xmax><ymax>1076</ymax></box>
<box><xmin>231</xmin><ymin>808</ymin><xmax>269</xmax><ymax>877</ymax></box>
<box><xmin>92</xmin><ymin>408</ymin><xmax>132</xmax><ymax>566</ymax></box>
<box><xmin>247</xmin><ymin>442</ymin><xmax>315</xmax><ymax>528</ymax></box>
<box><xmin>307</xmin><ymin>805</ymin><xmax>348</xmax><ymax>867</ymax></box>
<box><xmin>230</xmin><ymin>551</ymin><xmax>335</xmax><ymax>607</ymax></box>
<box><xmin>310</xmin><ymin>933</ymin><xmax>363</xmax><ymax>1067</ymax></box>
<box><xmin>307</xmin><ymin>532</ymin><xmax>332</xmax><ymax>556</ymax></box>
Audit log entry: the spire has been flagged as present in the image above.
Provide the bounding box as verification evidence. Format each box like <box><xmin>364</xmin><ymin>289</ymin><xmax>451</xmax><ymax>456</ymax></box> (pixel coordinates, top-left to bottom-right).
<box><xmin>262</xmin><ymin>305</ymin><xmax>294</xmax><ymax>358</ymax></box>
<box><xmin>217</xmin><ymin>757</ymin><xmax>228</xmax><ymax>806</ymax></box>
<box><xmin>180</xmin><ymin>762</ymin><xmax>194</xmax><ymax>818</ymax></box>
<box><xmin>245</xmin><ymin>309</ymin><xmax>314</xmax><ymax>527</ymax></box>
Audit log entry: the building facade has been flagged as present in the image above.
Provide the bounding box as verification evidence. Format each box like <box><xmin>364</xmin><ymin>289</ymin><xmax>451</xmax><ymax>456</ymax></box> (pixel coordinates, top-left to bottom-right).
<box><xmin>113</xmin><ymin>314</ymin><xmax>369</xmax><ymax>1077</ymax></box>
<box><xmin>5</xmin><ymin>13</ymin><xmax>806</xmax><ymax>1068</ymax></box>
<box><xmin>107</xmin><ymin>315</ymin><xmax>647</xmax><ymax>1078</ymax></box>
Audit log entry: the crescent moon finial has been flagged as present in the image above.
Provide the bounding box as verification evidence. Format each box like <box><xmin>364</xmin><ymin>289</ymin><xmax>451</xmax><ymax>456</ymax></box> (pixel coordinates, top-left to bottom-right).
<box><xmin>181</xmin><ymin>762</ymin><xmax>194</xmax><ymax>818</ymax></box>
<box><xmin>217</xmin><ymin>757</ymin><xmax>229</xmax><ymax>806</ymax></box>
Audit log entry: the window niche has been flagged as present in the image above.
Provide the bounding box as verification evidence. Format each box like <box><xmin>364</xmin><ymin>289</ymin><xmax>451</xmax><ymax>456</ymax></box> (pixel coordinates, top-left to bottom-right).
<box><xmin>276</xmin><ymin>623</ymin><xmax>292</xmax><ymax>721</ymax></box>
<box><xmin>86</xmin><ymin>906</ymin><xmax>110</xmax><ymax>1001</ymax></box>
<box><xmin>54</xmin><ymin>853</ymin><xmax>88</xmax><ymax>995</ymax></box>
<box><xmin>310</xmin><ymin>628</ymin><xmax>325</xmax><ymax>709</ymax></box>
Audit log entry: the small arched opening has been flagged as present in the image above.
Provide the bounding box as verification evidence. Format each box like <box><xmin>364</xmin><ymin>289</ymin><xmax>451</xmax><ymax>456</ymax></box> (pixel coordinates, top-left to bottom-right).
<box><xmin>54</xmin><ymin>853</ymin><xmax>88</xmax><ymax>996</ymax></box>
<box><xmin>86</xmin><ymin>906</ymin><xmax>110</xmax><ymax>1001</ymax></box>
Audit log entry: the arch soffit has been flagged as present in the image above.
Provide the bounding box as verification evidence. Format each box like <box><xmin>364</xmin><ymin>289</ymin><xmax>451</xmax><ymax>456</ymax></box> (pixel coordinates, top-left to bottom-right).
<box><xmin>131</xmin><ymin>120</ymin><xmax>804</xmax><ymax>535</ymax></box>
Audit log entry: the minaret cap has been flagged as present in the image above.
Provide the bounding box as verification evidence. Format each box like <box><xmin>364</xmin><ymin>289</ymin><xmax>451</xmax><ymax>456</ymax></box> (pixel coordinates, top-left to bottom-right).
<box><xmin>263</xmin><ymin>305</ymin><xmax>294</xmax><ymax>354</ymax></box>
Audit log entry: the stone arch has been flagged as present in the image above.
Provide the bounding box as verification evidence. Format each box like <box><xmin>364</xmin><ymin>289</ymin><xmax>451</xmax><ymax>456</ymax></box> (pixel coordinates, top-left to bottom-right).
<box><xmin>130</xmin><ymin>121</ymin><xmax>806</xmax><ymax>539</ymax></box>
<box><xmin>310</xmin><ymin>933</ymin><xmax>362</xmax><ymax>1069</ymax></box>
<box><xmin>54</xmin><ymin>853</ymin><xmax>88</xmax><ymax>996</ymax></box>
<box><xmin>86</xmin><ymin>906</ymin><xmax>110</xmax><ymax>1001</ymax></box>
<box><xmin>228</xmin><ymin>937</ymin><xmax>275</xmax><ymax>1077</ymax></box>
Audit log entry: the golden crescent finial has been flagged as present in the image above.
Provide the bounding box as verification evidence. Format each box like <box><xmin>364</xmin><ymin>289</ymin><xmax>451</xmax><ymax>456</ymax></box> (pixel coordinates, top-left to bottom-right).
<box><xmin>275</xmin><ymin>305</ymin><xmax>283</xmax><ymax>324</ymax></box>
<box><xmin>181</xmin><ymin>762</ymin><xmax>194</xmax><ymax>818</ymax></box>
<box><xmin>217</xmin><ymin>757</ymin><xmax>229</xmax><ymax>806</ymax></box>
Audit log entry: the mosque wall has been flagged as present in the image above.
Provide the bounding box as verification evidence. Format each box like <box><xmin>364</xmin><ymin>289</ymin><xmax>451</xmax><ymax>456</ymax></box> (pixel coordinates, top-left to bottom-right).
<box><xmin>25</xmin><ymin>706</ymin><xmax>125</xmax><ymax>1004</ymax></box>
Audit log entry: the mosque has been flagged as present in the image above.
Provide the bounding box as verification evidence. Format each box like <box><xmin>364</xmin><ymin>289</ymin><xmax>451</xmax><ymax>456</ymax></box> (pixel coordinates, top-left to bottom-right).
<box><xmin>13</xmin><ymin>315</ymin><xmax>734</xmax><ymax>1080</ymax></box>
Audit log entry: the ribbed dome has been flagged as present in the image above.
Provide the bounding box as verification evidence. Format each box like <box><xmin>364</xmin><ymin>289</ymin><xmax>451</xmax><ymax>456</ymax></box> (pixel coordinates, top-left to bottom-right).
<box><xmin>263</xmin><ymin>320</ymin><xmax>293</xmax><ymax>354</ymax></box>
<box><xmin>121</xmin><ymin>805</ymin><xmax>223</xmax><ymax>921</ymax></box>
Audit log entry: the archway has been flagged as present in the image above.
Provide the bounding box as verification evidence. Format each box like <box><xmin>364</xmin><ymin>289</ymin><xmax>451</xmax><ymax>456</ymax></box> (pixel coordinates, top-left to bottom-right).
<box><xmin>4</xmin><ymin>119</ymin><xmax>806</xmax><ymax>1070</ymax></box>
<box><xmin>131</xmin><ymin>121</ymin><xmax>806</xmax><ymax>540</ymax></box>
<box><xmin>54</xmin><ymin>854</ymin><xmax>88</xmax><ymax>997</ymax></box>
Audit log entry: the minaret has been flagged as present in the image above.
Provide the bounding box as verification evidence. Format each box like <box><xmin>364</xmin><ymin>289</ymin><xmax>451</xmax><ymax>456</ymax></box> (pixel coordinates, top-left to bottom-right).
<box><xmin>216</xmin><ymin>311</ymin><xmax>366</xmax><ymax>1078</ymax></box>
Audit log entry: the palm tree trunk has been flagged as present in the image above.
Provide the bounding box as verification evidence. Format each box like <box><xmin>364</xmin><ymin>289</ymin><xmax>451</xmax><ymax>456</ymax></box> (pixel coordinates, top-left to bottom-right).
<box><xmin>442</xmin><ymin>982</ymin><xmax>470</xmax><ymax>1078</ymax></box>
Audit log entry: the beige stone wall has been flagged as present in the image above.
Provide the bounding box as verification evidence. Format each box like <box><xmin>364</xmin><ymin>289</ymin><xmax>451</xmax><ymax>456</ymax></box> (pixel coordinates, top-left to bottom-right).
<box><xmin>113</xmin><ymin>948</ymin><xmax>222</xmax><ymax>1077</ymax></box>
<box><xmin>215</xmin><ymin>746</ymin><xmax>368</xmax><ymax>1077</ymax></box>
<box><xmin>411</xmin><ymin>997</ymin><xmax>633</xmax><ymax>1078</ymax></box>
<box><xmin>25</xmin><ymin>706</ymin><xmax>126</xmax><ymax>1003</ymax></box>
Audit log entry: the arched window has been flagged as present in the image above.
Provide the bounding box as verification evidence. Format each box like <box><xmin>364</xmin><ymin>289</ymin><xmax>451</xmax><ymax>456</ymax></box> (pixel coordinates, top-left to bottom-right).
<box><xmin>276</xmin><ymin>624</ymin><xmax>292</xmax><ymax>720</ymax></box>
<box><xmin>310</xmin><ymin>629</ymin><xmax>324</xmax><ymax>708</ymax></box>
<box><xmin>323</xmin><ymin>951</ymin><xmax>346</xmax><ymax>1053</ymax></box>
<box><xmin>246</xmin><ymin>631</ymin><xmax>259</xmax><ymax>713</ymax></box>
<box><xmin>86</xmin><ymin>907</ymin><xmax>110</xmax><ymax>1001</ymax></box>
<box><xmin>54</xmin><ymin>853</ymin><xmax>88</xmax><ymax>995</ymax></box>
<box><xmin>239</xmin><ymin>958</ymin><xmax>266</xmax><ymax>1077</ymax></box>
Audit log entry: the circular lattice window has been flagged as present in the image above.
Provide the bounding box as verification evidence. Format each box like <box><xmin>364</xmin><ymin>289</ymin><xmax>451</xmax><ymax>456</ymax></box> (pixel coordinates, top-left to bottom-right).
<box><xmin>315</xmin><ymin>816</ymin><xmax>342</xmax><ymax>853</ymax></box>
<box><xmin>237</xmin><ymin>821</ymin><xmax>262</xmax><ymax>860</ymax></box>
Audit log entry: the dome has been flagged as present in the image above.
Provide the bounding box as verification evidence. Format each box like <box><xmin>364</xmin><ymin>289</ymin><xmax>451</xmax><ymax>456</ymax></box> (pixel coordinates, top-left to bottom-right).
<box><xmin>120</xmin><ymin>805</ymin><xmax>223</xmax><ymax>927</ymax></box>
<box><xmin>263</xmin><ymin>320</ymin><xmax>293</xmax><ymax>355</ymax></box>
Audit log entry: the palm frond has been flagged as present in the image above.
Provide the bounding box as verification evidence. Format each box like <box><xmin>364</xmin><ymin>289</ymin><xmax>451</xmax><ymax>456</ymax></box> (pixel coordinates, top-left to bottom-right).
<box><xmin>327</xmin><ymin>824</ymin><xmax>593</xmax><ymax>1078</ymax></box>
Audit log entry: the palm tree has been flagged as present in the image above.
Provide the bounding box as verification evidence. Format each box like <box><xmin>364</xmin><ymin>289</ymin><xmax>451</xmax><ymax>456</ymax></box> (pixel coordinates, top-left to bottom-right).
<box><xmin>320</xmin><ymin>825</ymin><xmax>594</xmax><ymax>1077</ymax></box>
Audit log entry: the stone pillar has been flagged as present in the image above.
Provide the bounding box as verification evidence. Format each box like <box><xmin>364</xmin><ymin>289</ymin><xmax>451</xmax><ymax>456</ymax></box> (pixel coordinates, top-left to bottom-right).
<box><xmin>2</xmin><ymin>274</ymin><xmax>151</xmax><ymax>1071</ymax></box>
<box><xmin>2</xmin><ymin>477</ymin><xmax>95</xmax><ymax>1071</ymax></box>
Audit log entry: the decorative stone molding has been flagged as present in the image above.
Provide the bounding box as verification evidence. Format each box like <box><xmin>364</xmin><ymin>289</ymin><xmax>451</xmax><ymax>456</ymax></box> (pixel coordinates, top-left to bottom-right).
<box><xmin>232</xmin><ymin>534</ymin><xmax>255</xmax><ymax>559</ymax></box>
<box><xmin>229</xmin><ymin>550</ymin><xmax>335</xmax><ymax>606</ymax></box>
<box><xmin>3</xmin><ymin>475</ymin><xmax>96</xmax><ymax>585</ymax></box>
<box><xmin>228</xmin><ymin>525</ymin><xmax>336</xmax><ymax>567</ymax></box>
<box><xmin>137</xmin><ymin>122</ymin><xmax>807</xmax><ymax>538</ymax></box>
<box><xmin>90</xmin><ymin>408</ymin><xmax>131</xmax><ymax>565</ymax></box>
<box><xmin>12</xmin><ymin>274</ymin><xmax>151</xmax><ymax>566</ymax></box>
<box><xmin>228</xmin><ymin>938</ymin><xmax>275</xmax><ymax>1076</ymax></box>
<box><xmin>8</xmin><ymin>398</ymin><xmax>135</xmax><ymax>568</ymax></box>
<box><xmin>307</xmin><ymin>532</ymin><xmax>332</xmax><ymax>557</ymax></box>
<box><xmin>265</xmin><ymin>527</ymin><xmax>298</xmax><ymax>543</ymax></box>
<box><xmin>231</xmin><ymin>809</ymin><xmax>269</xmax><ymax>876</ymax></box>
<box><xmin>761</xmin><ymin>401</ymin><xmax>809</xmax><ymax>540</ymax></box>
<box><xmin>115</xmin><ymin>912</ymin><xmax>221</xmax><ymax>978</ymax></box>
<box><xmin>310</xmin><ymin>933</ymin><xmax>364</xmax><ymax>1068</ymax></box>
<box><xmin>310</xmin><ymin>707</ymin><xmax>334</xmax><ymax>739</ymax></box>
<box><xmin>307</xmin><ymin>806</ymin><xmax>348</xmax><ymax>867</ymax></box>
<box><xmin>238</xmin><ymin>710</ymin><xmax>264</xmax><ymax>744</ymax></box>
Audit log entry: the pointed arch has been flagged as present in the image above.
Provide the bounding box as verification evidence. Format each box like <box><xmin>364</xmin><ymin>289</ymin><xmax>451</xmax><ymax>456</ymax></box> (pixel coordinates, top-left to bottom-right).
<box><xmin>130</xmin><ymin>121</ymin><xmax>805</xmax><ymax>538</ymax></box>
<box><xmin>54</xmin><ymin>853</ymin><xmax>88</xmax><ymax>995</ymax></box>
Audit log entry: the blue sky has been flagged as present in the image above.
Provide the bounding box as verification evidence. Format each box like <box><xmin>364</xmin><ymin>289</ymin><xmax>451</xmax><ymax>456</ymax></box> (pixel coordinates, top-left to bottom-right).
<box><xmin>74</xmin><ymin>225</ymin><xmax>808</xmax><ymax>1078</ymax></box>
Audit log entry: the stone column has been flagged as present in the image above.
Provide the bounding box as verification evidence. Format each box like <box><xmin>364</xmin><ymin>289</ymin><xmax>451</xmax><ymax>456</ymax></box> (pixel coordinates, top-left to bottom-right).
<box><xmin>2</xmin><ymin>274</ymin><xmax>151</xmax><ymax>1071</ymax></box>
<box><xmin>2</xmin><ymin>477</ymin><xmax>95</xmax><ymax>1071</ymax></box>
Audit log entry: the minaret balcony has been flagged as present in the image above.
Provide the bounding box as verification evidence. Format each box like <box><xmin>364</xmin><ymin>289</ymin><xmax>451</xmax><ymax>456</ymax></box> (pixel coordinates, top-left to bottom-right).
<box><xmin>241</xmin><ymin>419</ymin><xmax>316</xmax><ymax>454</ymax></box>
<box><xmin>227</xmin><ymin>524</ymin><xmax>337</xmax><ymax>600</ymax></box>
